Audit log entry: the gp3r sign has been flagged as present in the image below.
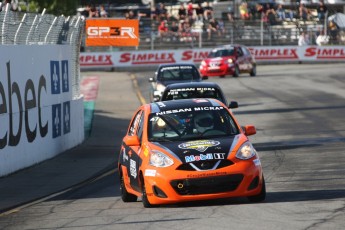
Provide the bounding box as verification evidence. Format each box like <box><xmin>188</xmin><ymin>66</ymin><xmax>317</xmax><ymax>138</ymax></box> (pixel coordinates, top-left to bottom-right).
<box><xmin>86</xmin><ymin>19</ymin><xmax>139</xmax><ymax>47</ymax></box>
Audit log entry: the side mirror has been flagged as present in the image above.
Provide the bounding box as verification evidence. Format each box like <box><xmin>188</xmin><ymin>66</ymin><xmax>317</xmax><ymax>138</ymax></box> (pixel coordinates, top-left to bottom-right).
<box><xmin>123</xmin><ymin>135</ymin><xmax>140</xmax><ymax>146</ymax></box>
<box><xmin>228</xmin><ymin>101</ymin><xmax>238</xmax><ymax>109</ymax></box>
<box><xmin>149</xmin><ymin>77</ymin><xmax>155</xmax><ymax>82</ymax></box>
<box><xmin>243</xmin><ymin>125</ymin><xmax>256</xmax><ymax>136</ymax></box>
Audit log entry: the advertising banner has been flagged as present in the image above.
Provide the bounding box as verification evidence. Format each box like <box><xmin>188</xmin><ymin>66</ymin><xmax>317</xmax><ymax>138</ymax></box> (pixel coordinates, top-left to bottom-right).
<box><xmin>85</xmin><ymin>19</ymin><xmax>139</xmax><ymax>47</ymax></box>
<box><xmin>80</xmin><ymin>46</ymin><xmax>345</xmax><ymax>69</ymax></box>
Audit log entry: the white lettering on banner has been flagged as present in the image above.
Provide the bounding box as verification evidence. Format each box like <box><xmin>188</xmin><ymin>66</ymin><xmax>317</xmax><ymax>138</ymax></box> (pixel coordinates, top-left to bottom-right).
<box><xmin>119</xmin><ymin>52</ymin><xmax>176</xmax><ymax>64</ymax></box>
<box><xmin>87</xmin><ymin>27</ymin><xmax>110</xmax><ymax>36</ymax></box>
<box><xmin>80</xmin><ymin>54</ymin><xmax>113</xmax><ymax>66</ymax></box>
<box><xmin>304</xmin><ymin>47</ymin><xmax>345</xmax><ymax>59</ymax></box>
<box><xmin>249</xmin><ymin>48</ymin><xmax>298</xmax><ymax>60</ymax></box>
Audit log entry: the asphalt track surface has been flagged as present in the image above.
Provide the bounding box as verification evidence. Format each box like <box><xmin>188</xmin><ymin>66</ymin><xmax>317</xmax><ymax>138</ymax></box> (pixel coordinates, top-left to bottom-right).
<box><xmin>1</xmin><ymin>63</ymin><xmax>345</xmax><ymax>229</ymax></box>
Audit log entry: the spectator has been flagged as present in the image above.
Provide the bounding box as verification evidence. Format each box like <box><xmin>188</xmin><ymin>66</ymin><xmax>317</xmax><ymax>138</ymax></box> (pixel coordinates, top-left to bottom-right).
<box><xmin>276</xmin><ymin>4</ymin><xmax>286</xmax><ymax>21</ymax></box>
<box><xmin>207</xmin><ymin>18</ymin><xmax>218</xmax><ymax>40</ymax></box>
<box><xmin>329</xmin><ymin>20</ymin><xmax>339</xmax><ymax>44</ymax></box>
<box><xmin>158</xmin><ymin>20</ymin><xmax>169</xmax><ymax>40</ymax></box>
<box><xmin>316</xmin><ymin>31</ymin><xmax>329</xmax><ymax>46</ymax></box>
<box><xmin>1</xmin><ymin>0</ymin><xmax>12</xmax><ymax>11</ymax></box>
<box><xmin>317</xmin><ymin>1</ymin><xmax>328</xmax><ymax>22</ymax></box>
<box><xmin>178</xmin><ymin>3</ymin><xmax>187</xmax><ymax>21</ymax></box>
<box><xmin>298</xmin><ymin>31</ymin><xmax>310</xmax><ymax>46</ymax></box>
<box><xmin>187</xmin><ymin>3</ymin><xmax>194</xmax><ymax>20</ymax></box>
<box><xmin>299</xmin><ymin>4</ymin><xmax>309</xmax><ymax>21</ymax></box>
<box><xmin>128</xmin><ymin>10</ymin><xmax>136</xmax><ymax>19</ymax></box>
<box><xmin>195</xmin><ymin>2</ymin><xmax>204</xmax><ymax>21</ymax></box>
<box><xmin>203</xmin><ymin>2</ymin><xmax>214</xmax><ymax>21</ymax></box>
<box><xmin>169</xmin><ymin>21</ymin><xmax>180</xmax><ymax>41</ymax></box>
<box><xmin>89</xmin><ymin>4</ymin><xmax>99</xmax><ymax>18</ymax></box>
<box><xmin>99</xmin><ymin>5</ymin><xmax>108</xmax><ymax>18</ymax></box>
<box><xmin>80</xmin><ymin>4</ymin><xmax>91</xmax><ymax>18</ymax></box>
<box><xmin>156</xmin><ymin>3</ymin><xmax>168</xmax><ymax>21</ymax></box>
<box><xmin>150</xmin><ymin>4</ymin><xmax>158</xmax><ymax>21</ymax></box>
<box><xmin>239</xmin><ymin>2</ymin><xmax>250</xmax><ymax>20</ymax></box>
<box><xmin>227</xmin><ymin>5</ymin><xmax>234</xmax><ymax>22</ymax></box>
<box><xmin>266</xmin><ymin>6</ymin><xmax>278</xmax><ymax>25</ymax></box>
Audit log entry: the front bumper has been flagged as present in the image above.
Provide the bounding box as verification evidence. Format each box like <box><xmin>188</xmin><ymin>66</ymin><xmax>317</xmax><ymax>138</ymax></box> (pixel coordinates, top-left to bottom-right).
<box><xmin>200</xmin><ymin>64</ymin><xmax>235</xmax><ymax>77</ymax></box>
<box><xmin>143</xmin><ymin>158</ymin><xmax>264</xmax><ymax>205</ymax></box>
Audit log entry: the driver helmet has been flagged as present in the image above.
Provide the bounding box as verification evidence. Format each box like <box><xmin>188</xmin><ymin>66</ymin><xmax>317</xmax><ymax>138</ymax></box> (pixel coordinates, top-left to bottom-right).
<box><xmin>194</xmin><ymin>112</ymin><xmax>214</xmax><ymax>133</ymax></box>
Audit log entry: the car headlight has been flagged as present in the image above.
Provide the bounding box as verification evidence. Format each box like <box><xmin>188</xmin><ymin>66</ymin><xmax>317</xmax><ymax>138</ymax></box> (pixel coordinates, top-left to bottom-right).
<box><xmin>156</xmin><ymin>83</ymin><xmax>166</xmax><ymax>93</ymax></box>
<box><xmin>150</xmin><ymin>150</ymin><xmax>174</xmax><ymax>167</ymax></box>
<box><xmin>236</xmin><ymin>142</ymin><xmax>256</xmax><ymax>160</ymax></box>
<box><xmin>200</xmin><ymin>60</ymin><xmax>206</xmax><ymax>66</ymax></box>
<box><xmin>227</xmin><ymin>59</ymin><xmax>233</xmax><ymax>64</ymax></box>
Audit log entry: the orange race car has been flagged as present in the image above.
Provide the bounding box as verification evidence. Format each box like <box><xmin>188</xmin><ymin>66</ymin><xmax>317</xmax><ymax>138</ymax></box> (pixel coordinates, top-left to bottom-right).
<box><xmin>118</xmin><ymin>99</ymin><xmax>265</xmax><ymax>207</ymax></box>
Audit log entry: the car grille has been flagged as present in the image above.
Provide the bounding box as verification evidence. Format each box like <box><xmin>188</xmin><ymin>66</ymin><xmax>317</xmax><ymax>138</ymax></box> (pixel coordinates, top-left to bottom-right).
<box><xmin>176</xmin><ymin>160</ymin><xmax>234</xmax><ymax>171</ymax></box>
<box><xmin>170</xmin><ymin>174</ymin><xmax>243</xmax><ymax>195</ymax></box>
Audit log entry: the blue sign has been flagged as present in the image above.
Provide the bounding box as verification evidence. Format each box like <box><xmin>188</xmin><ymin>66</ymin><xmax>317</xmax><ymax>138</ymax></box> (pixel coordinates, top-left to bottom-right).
<box><xmin>63</xmin><ymin>101</ymin><xmax>70</xmax><ymax>134</ymax></box>
<box><xmin>52</xmin><ymin>104</ymin><xmax>61</xmax><ymax>138</ymax></box>
<box><xmin>61</xmin><ymin>60</ymin><xmax>69</xmax><ymax>93</ymax></box>
<box><xmin>50</xmin><ymin>61</ymin><xmax>60</xmax><ymax>94</ymax></box>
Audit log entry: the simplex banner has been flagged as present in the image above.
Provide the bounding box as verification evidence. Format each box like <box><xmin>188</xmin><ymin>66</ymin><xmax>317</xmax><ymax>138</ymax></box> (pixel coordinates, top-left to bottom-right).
<box><xmin>80</xmin><ymin>46</ymin><xmax>345</xmax><ymax>69</ymax></box>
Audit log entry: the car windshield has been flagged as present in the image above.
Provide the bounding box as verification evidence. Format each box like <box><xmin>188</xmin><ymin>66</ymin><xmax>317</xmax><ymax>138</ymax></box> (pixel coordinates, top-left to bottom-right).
<box><xmin>208</xmin><ymin>48</ymin><xmax>235</xmax><ymax>58</ymax></box>
<box><xmin>162</xmin><ymin>87</ymin><xmax>225</xmax><ymax>104</ymax></box>
<box><xmin>148</xmin><ymin>107</ymin><xmax>239</xmax><ymax>142</ymax></box>
<box><xmin>158</xmin><ymin>66</ymin><xmax>200</xmax><ymax>81</ymax></box>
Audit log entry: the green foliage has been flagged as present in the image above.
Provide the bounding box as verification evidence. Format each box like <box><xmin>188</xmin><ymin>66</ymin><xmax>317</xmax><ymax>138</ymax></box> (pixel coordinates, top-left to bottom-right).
<box><xmin>18</xmin><ymin>0</ymin><xmax>78</xmax><ymax>15</ymax></box>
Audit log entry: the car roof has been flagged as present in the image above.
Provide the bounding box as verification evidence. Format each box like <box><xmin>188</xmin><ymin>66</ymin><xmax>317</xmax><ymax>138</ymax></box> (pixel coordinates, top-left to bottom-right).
<box><xmin>158</xmin><ymin>63</ymin><xmax>197</xmax><ymax>68</ymax></box>
<box><xmin>164</xmin><ymin>82</ymin><xmax>221</xmax><ymax>90</ymax></box>
<box><xmin>149</xmin><ymin>98</ymin><xmax>224</xmax><ymax>114</ymax></box>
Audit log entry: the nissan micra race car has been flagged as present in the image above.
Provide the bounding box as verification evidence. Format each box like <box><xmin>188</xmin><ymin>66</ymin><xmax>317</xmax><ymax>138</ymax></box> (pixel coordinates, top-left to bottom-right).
<box><xmin>118</xmin><ymin>99</ymin><xmax>265</xmax><ymax>207</ymax></box>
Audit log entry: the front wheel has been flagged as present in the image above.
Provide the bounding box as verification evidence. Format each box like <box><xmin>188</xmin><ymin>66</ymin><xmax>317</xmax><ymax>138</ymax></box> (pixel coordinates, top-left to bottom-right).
<box><xmin>250</xmin><ymin>65</ymin><xmax>257</xmax><ymax>77</ymax></box>
<box><xmin>141</xmin><ymin>175</ymin><xmax>153</xmax><ymax>208</ymax></box>
<box><xmin>120</xmin><ymin>167</ymin><xmax>137</xmax><ymax>202</ymax></box>
<box><xmin>232</xmin><ymin>66</ymin><xmax>239</xmax><ymax>77</ymax></box>
<box><xmin>247</xmin><ymin>176</ymin><xmax>266</xmax><ymax>203</ymax></box>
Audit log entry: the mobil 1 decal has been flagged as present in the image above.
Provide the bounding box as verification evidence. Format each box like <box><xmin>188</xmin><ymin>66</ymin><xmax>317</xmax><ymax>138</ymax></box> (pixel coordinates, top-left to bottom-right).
<box><xmin>50</xmin><ymin>60</ymin><xmax>70</xmax><ymax>138</ymax></box>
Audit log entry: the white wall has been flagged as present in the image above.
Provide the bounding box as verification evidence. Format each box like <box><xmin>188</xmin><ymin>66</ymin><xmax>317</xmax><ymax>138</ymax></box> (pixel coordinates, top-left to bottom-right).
<box><xmin>0</xmin><ymin>45</ymin><xmax>84</xmax><ymax>176</ymax></box>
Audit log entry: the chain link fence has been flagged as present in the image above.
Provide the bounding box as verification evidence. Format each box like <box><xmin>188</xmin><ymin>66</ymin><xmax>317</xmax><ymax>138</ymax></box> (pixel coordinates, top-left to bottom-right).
<box><xmin>0</xmin><ymin>4</ymin><xmax>85</xmax><ymax>98</ymax></box>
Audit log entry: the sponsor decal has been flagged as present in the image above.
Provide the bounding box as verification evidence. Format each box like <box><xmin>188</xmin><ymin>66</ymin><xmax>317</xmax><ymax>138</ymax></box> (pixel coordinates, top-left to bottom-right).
<box><xmin>80</xmin><ymin>54</ymin><xmax>113</xmax><ymax>66</ymax></box>
<box><xmin>178</xmin><ymin>140</ymin><xmax>220</xmax><ymax>152</ymax></box>
<box><xmin>186</xmin><ymin>171</ymin><xmax>226</xmax><ymax>178</ymax></box>
<box><xmin>130</xmin><ymin>159</ymin><xmax>137</xmax><ymax>178</ymax></box>
<box><xmin>122</xmin><ymin>148</ymin><xmax>128</xmax><ymax>162</ymax></box>
<box><xmin>155</xmin><ymin>108</ymin><xmax>192</xmax><ymax>115</ymax></box>
<box><xmin>194</xmin><ymin>106</ymin><xmax>224</xmax><ymax>111</ymax></box>
<box><xmin>249</xmin><ymin>48</ymin><xmax>298</xmax><ymax>60</ymax></box>
<box><xmin>185</xmin><ymin>153</ymin><xmax>213</xmax><ymax>163</ymax></box>
<box><xmin>119</xmin><ymin>52</ymin><xmax>176</xmax><ymax>64</ymax></box>
<box><xmin>143</xmin><ymin>147</ymin><xmax>149</xmax><ymax>157</ymax></box>
<box><xmin>185</xmin><ymin>153</ymin><xmax>226</xmax><ymax>162</ymax></box>
<box><xmin>253</xmin><ymin>158</ymin><xmax>261</xmax><ymax>166</ymax></box>
<box><xmin>304</xmin><ymin>47</ymin><xmax>345</xmax><ymax>59</ymax></box>
<box><xmin>85</xmin><ymin>19</ymin><xmax>139</xmax><ymax>46</ymax></box>
<box><xmin>144</xmin><ymin>169</ymin><xmax>157</xmax><ymax>177</ymax></box>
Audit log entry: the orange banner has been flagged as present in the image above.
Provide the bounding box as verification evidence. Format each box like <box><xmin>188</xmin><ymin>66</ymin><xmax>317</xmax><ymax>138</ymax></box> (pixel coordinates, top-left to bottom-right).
<box><xmin>85</xmin><ymin>19</ymin><xmax>139</xmax><ymax>47</ymax></box>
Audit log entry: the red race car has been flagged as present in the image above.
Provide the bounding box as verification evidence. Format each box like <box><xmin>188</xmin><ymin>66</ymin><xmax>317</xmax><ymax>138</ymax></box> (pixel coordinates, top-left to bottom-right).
<box><xmin>199</xmin><ymin>44</ymin><xmax>256</xmax><ymax>79</ymax></box>
<box><xmin>118</xmin><ymin>99</ymin><xmax>266</xmax><ymax>207</ymax></box>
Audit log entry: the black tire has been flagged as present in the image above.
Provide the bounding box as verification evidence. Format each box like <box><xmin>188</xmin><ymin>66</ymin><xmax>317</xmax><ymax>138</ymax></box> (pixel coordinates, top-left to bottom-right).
<box><xmin>141</xmin><ymin>176</ymin><xmax>153</xmax><ymax>208</ymax></box>
<box><xmin>232</xmin><ymin>66</ymin><xmax>239</xmax><ymax>77</ymax></box>
<box><xmin>120</xmin><ymin>168</ymin><xmax>137</xmax><ymax>202</ymax></box>
<box><xmin>247</xmin><ymin>176</ymin><xmax>266</xmax><ymax>203</ymax></box>
<box><xmin>250</xmin><ymin>65</ymin><xmax>257</xmax><ymax>77</ymax></box>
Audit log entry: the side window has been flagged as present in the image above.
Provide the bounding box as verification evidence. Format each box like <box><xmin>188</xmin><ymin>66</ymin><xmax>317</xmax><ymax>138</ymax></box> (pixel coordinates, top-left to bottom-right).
<box><xmin>137</xmin><ymin>111</ymin><xmax>145</xmax><ymax>142</ymax></box>
<box><xmin>128</xmin><ymin>110</ymin><xmax>142</xmax><ymax>136</ymax></box>
<box><xmin>237</xmin><ymin>48</ymin><xmax>244</xmax><ymax>57</ymax></box>
<box><xmin>242</xmin><ymin>47</ymin><xmax>249</xmax><ymax>56</ymax></box>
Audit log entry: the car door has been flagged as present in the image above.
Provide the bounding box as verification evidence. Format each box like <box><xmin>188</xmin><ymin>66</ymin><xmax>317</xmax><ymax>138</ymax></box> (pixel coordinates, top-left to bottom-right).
<box><xmin>123</xmin><ymin>109</ymin><xmax>145</xmax><ymax>192</ymax></box>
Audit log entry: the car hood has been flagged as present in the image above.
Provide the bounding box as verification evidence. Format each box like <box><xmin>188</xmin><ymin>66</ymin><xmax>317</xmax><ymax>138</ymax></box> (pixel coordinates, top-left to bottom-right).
<box><xmin>205</xmin><ymin>56</ymin><xmax>235</xmax><ymax>63</ymax></box>
<box><xmin>150</xmin><ymin>135</ymin><xmax>243</xmax><ymax>164</ymax></box>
